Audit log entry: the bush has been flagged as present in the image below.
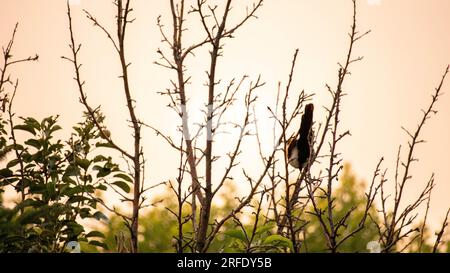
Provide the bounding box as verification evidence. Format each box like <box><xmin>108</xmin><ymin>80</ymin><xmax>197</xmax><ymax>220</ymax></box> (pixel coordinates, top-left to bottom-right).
<box><xmin>0</xmin><ymin>113</ymin><xmax>130</xmax><ymax>252</ymax></box>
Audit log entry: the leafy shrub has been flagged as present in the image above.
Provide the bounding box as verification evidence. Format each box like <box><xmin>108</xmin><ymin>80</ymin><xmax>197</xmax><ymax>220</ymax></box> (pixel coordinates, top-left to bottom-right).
<box><xmin>0</xmin><ymin>113</ymin><xmax>131</xmax><ymax>252</ymax></box>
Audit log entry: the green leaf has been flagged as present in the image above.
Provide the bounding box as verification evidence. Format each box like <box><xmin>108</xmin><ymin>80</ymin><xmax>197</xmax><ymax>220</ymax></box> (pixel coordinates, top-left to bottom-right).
<box><xmin>16</xmin><ymin>199</ymin><xmax>43</xmax><ymax>210</ymax></box>
<box><xmin>79</xmin><ymin>208</ymin><xmax>92</xmax><ymax>219</ymax></box>
<box><xmin>16</xmin><ymin>209</ymin><xmax>43</xmax><ymax>225</ymax></box>
<box><xmin>114</xmin><ymin>173</ymin><xmax>133</xmax><ymax>183</ymax></box>
<box><xmin>0</xmin><ymin>168</ymin><xmax>13</xmax><ymax>178</ymax></box>
<box><xmin>86</xmin><ymin>231</ymin><xmax>105</xmax><ymax>238</ymax></box>
<box><xmin>6</xmin><ymin>159</ymin><xmax>20</xmax><ymax>168</ymax></box>
<box><xmin>13</xmin><ymin>124</ymin><xmax>36</xmax><ymax>135</ymax></box>
<box><xmin>11</xmin><ymin>143</ymin><xmax>24</xmax><ymax>151</ymax></box>
<box><xmin>255</xmin><ymin>223</ymin><xmax>275</xmax><ymax>235</ymax></box>
<box><xmin>68</xmin><ymin>195</ymin><xmax>90</xmax><ymax>203</ymax></box>
<box><xmin>93</xmin><ymin>155</ymin><xmax>109</xmax><ymax>162</ymax></box>
<box><xmin>224</xmin><ymin>229</ymin><xmax>247</xmax><ymax>242</ymax></box>
<box><xmin>94</xmin><ymin>165</ymin><xmax>112</xmax><ymax>178</ymax></box>
<box><xmin>25</xmin><ymin>117</ymin><xmax>41</xmax><ymax>130</ymax></box>
<box><xmin>112</xmin><ymin>181</ymin><xmax>130</xmax><ymax>193</ymax></box>
<box><xmin>62</xmin><ymin>176</ymin><xmax>77</xmax><ymax>185</ymax></box>
<box><xmin>25</xmin><ymin>139</ymin><xmax>41</xmax><ymax>149</ymax></box>
<box><xmin>96</xmin><ymin>142</ymin><xmax>115</xmax><ymax>149</ymax></box>
<box><xmin>1</xmin><ymin>177</ymin><xmax>18</xmax><ymax>187</ymax></box>
<box><xmin>64</xmin><ymin>165</ymin><xmax>80</xmax><ymax>177</ymax></box>
<box><xmin>263</xmin><ymin>235</ymin><xmax>293</xmax><ymax>250</ymax></box>
<box><xmin>93</xmin><ymin>211</ymin><xmax>108</xmax><ymax>222</ymax></box>
<box><xmin>65</xmin><ymin>222</ymin><xmax>85</xmax><ymax>237</ymax></box>
<box><xmin>96</xmin><ymin>184</ymin><xmax>107</xmax><ymax>191</ymax></box>
<box><xmin>49</xmin><ymin>125</ymin><xmax>62</xmax><ymax>134</ymax></box>
<box><xmin>63</xmin><ymin>186</ymin><xmax>83</xmax><ymax>197</ymax></box>
<box><xmin>88</xmin><ymin>240</ymin><xmax>108</xmax><ymax>250</ymax></box>
<box><xmin>76</xmin><ymin>158</ymin><xmax>91</xmax><ymax>170</ymax></box>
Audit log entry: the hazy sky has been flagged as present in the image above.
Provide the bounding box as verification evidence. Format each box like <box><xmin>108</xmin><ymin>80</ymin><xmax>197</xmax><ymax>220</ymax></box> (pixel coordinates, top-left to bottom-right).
<box><xmin>1</xmin><ymin>0</ymin><xmax>449</xmax><ymax>230</ymax></box>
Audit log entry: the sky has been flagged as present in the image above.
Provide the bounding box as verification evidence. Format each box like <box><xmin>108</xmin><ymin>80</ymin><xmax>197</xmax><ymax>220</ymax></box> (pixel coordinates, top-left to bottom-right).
<box><xmin>1</xmin><ymin>0</ymin><xmax>449</xmax><ymax>231</ymax></box>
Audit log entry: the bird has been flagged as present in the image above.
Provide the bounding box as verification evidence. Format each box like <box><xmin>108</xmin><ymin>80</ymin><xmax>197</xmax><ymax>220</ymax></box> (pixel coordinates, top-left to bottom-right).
<box><xmin>286</xmin><ymin>103</ymin><xmax>314</xmax><ymax>170</ymax></box>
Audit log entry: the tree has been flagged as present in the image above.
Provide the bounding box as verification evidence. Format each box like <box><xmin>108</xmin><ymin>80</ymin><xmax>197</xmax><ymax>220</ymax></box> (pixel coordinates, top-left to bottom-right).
<box><xmin>1</xmin><ymin>0</ymin><xmax>449</xmax><ymax>253</ymax></box>
<box><xmin>302</xmin><ymin>164</ymin><xmax>380</xmax><ymax>252</ymax></box>
<box><xmin>63</xmin><ymin>0</ymin><xmax>147</xmax><ymax>253</ymax></box>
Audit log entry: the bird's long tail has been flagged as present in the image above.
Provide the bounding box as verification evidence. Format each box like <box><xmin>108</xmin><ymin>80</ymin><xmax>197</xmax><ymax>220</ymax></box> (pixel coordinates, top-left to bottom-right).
<box><xmin>298</xmin><ymin>103</ymin><xmax>314</xmax><ymax>141</ymax></box>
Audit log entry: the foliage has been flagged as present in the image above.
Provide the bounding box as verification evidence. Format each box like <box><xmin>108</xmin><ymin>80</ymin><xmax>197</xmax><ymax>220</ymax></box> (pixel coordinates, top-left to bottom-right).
<box><xmin>87</xmin><ymin>183</ymin><xmax>239</xmax><ymax>253</ymax></box>
<box><xmin>0</xmin><ymin>113</ymin><xmax>131</xmax><ymax>252</ymax></box>
<box><xmin>301</xmin><ymin>164</ymin><xmax>380</xmax><ymax>252</ymax></box>
<box><xmin>0</xmin><ymin>116</ymin><xmax>444</xmax><ymax>253</ymax></box>
<box><xmin>93</xmin><ymin>165</ymin><xmax>433</xmax><ymax>253</ymax></box>
<box><xmin>1</xmin><ymin>0</ymin><xmax>448</xmax><ymax>254</ymax></box>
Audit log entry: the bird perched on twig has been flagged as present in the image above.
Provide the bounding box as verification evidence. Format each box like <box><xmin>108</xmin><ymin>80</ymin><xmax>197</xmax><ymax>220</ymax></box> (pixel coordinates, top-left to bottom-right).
<box><xmin>286</xmin><ymin>103</ymin><xmax>314</xmax><ymax>170</ymax></box>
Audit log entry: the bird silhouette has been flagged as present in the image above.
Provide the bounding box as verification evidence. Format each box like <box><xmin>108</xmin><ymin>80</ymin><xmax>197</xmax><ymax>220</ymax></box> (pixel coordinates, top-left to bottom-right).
<box><xmin>286</xmin><ymin>103</ymin><xmax>314</xmax><ymax>170</ymax></box>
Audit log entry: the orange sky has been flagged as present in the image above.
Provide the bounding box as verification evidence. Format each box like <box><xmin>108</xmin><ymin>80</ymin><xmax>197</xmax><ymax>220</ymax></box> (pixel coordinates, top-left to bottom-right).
<box><xmin>1</xmin><ymin>0</ymin><xmax>449</xmax><ymax>230</ymax></box>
